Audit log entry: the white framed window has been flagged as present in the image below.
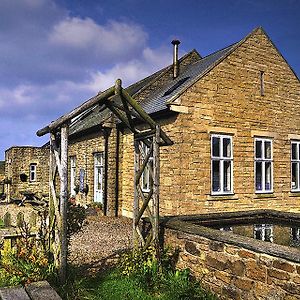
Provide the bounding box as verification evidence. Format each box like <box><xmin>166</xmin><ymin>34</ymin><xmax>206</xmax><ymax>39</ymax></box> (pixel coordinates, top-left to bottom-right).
<box><xmin>29</xmin><ymin>163</ymin><xmax>37</xmax><ymax>182</ymax></box>
<box><xmin>291</xmin><ymin>141</ymin><xmax>300</xmax><ymax>191</ymax></box>
<box><xmin>254</xmin><ymin>224</ymin><xmax>273</xmax><ymax>242</ymax></box>
<box><xmin>70</xmin><ymin>156</ymin><xmax>76</xmax><ymax>196</ymax></box>
<box><xmin>211</xmin><ymin>134</ymin><xmax>233</xmax><ymax>195</ymax></box>
<box><xmin>255</xmin><ymin>138</ymin><xmax>273</xmax><ymax>193</ymax></box>
<box><xmin>291</xmin><ymin>227</ymin><xmax>300</xmax><ymax>246</ymax></box>
<box><xmin>141</xmin><ymin>142</ymin><xmax>153</xmax><ymax>192</ymax></box>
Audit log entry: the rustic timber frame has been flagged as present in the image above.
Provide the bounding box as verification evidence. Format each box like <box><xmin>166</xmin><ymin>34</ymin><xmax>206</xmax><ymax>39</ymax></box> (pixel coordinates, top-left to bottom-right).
<box><xmin>36</xmin><ymin>79</ymin><xmax>172</xmax><ymax>283</ymax></box>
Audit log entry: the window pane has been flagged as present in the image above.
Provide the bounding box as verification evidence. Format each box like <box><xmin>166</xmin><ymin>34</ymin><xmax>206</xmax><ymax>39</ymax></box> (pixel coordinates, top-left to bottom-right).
<box><xmin>255</xmin><ymin>162</ymin><xmax>262</xmax><ymax>191</ymax></box>
<box><xmin>212</xmin><ymin>160</ymin><xmax>220</xmax><ymax>192</ymax></box>
<box><xmin>223</xmin><ymin>138</ymin><xmax>231</xmax><ymax>158</ymax></box>
<box><xmin>292</xmin><ymin>163</ymin><xmax>298</xmax><ymax>190</ymax></box>
<box><xmin>292</xmin><ymin>143</ymin><xmax>297</xmax><ymax>160</ymax></box>
<box><xmin>254</xmin><ymin>228</ymin><xmax>262</xmax><ymax>240</ymax></box>
<box><xmin>212</xmin><ymin>137</ymin><xmax>220</xmax><ymax>157</ymax></box>
<box><xmin>223</xmin><ymin>161</ymin><xmax>231</xmax><ymax>192</ymax></box>
<box><xmin>264</xmin><ymin>141</ymin><xmax>271</xmax><ymax>159</ymax></box>
<box><xmin>291</xmin><ymin>227</ymin><xmax>298</xmax><ymax>241</ymax></box>
<box><xmin>255</xmin><ymin>140</ymin><xmax>262</xmax><ymax>158</ymax></box>
<box><xmin>265</xmin><ymin>227</ymin><xmax>273</xmax><ymax>242</ymax></box>
<box><xmin>265</xmin><ymin>162</ymin><xmax>272</xmax><ymax>191</ymax></box>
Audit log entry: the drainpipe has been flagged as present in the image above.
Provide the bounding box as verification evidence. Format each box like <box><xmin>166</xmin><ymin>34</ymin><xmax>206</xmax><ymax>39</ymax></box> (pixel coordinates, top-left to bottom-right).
<box><xmin>171</xmin><ymin>39</ymin><xmax>181</xmax><ymax>79</ymax></box>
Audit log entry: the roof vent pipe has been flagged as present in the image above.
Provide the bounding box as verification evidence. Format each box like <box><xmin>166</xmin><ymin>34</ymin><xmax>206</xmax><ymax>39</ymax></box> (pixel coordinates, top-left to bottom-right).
<box><xmin>171</xmin><ymin>39</ymin><xmax>180</xmax><ymax>79</ymax></box>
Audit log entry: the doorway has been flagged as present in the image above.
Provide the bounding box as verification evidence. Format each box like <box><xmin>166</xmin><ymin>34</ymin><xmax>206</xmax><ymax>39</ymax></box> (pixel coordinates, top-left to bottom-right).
<box><xmin>94</xmin><ymin>152</ymin><xmax>104</xmax><ymax>203</ymax></box>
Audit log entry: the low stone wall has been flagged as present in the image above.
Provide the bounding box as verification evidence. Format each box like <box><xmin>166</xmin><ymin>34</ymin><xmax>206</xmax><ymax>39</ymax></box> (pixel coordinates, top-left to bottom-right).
<box><xmin>164</xmin><ymin>219</ymin><xmax>300</xmax><ymax>300</ymax></box>
<box><xmin>0</xmin><ymin>203</ymin><xmax>37</xmax><ymax>227</ymax></box>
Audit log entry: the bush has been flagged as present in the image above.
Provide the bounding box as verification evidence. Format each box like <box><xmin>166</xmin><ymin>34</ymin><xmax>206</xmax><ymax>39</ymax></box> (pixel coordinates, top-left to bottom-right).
<box><xmin>118</xmin><ymin>246</ymin><xmax>217</xmax><ymax>300</ymax></box>
<box><xmin>0</xmin><ymin>233</ymin><xmax>55</xmax><ymax>286</ymax></box>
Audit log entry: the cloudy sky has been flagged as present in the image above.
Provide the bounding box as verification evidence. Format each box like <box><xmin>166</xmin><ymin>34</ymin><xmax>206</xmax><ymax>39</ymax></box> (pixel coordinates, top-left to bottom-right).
<box><xmin>0</xmin><ymin>0</ymin><xmax>299</xmax><ymax>159</ymax></box>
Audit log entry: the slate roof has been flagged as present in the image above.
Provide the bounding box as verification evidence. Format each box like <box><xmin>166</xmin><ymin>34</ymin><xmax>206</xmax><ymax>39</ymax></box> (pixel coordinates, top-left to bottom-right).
<box><xmin>69</xmin><ymin>50</ymin><xmax>201</xmax><ymax>135</ymax></box>
<box><xmin>69</xmin><ymin>40</ymin><xmax>239</xmax><ymax>136</ymax></box>
<box><xmin>140</xmin><ymin>43</ymin><xmax>238</xmax><ymax>115</ymax></box>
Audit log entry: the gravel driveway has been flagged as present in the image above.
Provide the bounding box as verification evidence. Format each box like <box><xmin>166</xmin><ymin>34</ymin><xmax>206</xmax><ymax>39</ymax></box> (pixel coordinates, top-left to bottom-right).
<box><xmin>68</xmin><ymin>215</ymin><xmax>132</xmax><ymax>274</ymax></box>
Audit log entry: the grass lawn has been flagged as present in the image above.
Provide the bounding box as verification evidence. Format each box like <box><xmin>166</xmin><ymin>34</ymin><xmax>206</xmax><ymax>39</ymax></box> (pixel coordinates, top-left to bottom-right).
<box><xmin>58</xmin><ymin>268</ymin><xmax>217</xmax><ymax>300</ymax></box>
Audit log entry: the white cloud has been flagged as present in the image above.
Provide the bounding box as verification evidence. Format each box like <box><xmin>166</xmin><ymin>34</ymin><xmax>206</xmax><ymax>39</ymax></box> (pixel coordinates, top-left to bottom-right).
<box><xmin>49</xmin><ymin>17</ymin><xmax>147</xmax><ymax>60</ymax></box>
<box><xmin>86</xmin><ymin>46</ymin><xmax>172</xmax><ymax>91</ymax></box>
<box><xmin>0</xmin><ymin>0</ymin><xmax>173</xmax><ymax>159</ymax></box>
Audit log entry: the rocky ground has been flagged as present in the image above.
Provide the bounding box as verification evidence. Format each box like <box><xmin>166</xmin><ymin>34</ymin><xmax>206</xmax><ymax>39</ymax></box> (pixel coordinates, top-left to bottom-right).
<box><xmin>68</xmin><ymin>215</ymin><xmax>132</xmax><ymax>274</ymax></box>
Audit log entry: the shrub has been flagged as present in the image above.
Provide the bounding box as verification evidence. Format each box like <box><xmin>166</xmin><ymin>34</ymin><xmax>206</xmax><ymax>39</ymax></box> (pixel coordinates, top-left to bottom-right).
<box><xmin>0</xmin><ymin>233</ymin><xmax>55</xmax><ymax>286</ymax></box>
<box><xmin>118</xmin><ymin>246</ymin><xmax>217</xmax><ymax>299</ymax></box>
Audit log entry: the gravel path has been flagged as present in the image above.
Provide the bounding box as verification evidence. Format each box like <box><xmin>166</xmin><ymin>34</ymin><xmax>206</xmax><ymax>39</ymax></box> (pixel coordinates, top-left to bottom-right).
<box><xmin>68</xmin><ymin>215</ymin><xmax>132</xmax><ymax>274</ymax></box>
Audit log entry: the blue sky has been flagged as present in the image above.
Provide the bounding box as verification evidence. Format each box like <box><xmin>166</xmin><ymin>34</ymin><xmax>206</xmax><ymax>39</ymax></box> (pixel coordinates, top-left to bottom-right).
<box><xmin>0</xmin><ymin>0</ymin><xmax>299</xmax><ymax>159</ymax></box>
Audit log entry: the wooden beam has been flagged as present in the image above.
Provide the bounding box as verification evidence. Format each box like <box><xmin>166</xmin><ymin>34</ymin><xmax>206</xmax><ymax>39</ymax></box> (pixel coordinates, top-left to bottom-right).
<box><xmin>59</xmin><ymin>124</ymin><xmax>68</xmax><ymax>284</ymax></box>
<box><xmin>121</xmin><ymin>89</ymin><xmax>173</xmax><ymax>145</ymax></box>
<box><xmin>105</xmin><ymin>101</ymin><xmax>136</xmax><ymax>133</ymax></box>
<box><xmin>135</xmin><ymin>186</ymin><xmax>154</xmax><ymax>226</ymax></box>
<box><xmin>153</xmin><ymin>125</ymin><xmax>160</xmax><ymax>257</ymax></box>
<box><xmin>133</xmin><ymin>141</ymin><xmax>140</xmax><ymax>247</ymax></box>
<box><xmin>135</xmin><ymin>143</ymin><xmax>153</xmax><ymax>185</ymax></box>
<box><xmin>37</xmin><ymin>86</ymin><xmax>115</xmax><ymax>136</ymax></box>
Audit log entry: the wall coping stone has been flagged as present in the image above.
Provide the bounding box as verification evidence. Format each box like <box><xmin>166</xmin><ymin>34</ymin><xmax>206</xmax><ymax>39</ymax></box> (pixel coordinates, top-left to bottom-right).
<box><xmin>164</xmin><ymin>212</ymin><xmax>300</xmax><ymax>263</ymax></box>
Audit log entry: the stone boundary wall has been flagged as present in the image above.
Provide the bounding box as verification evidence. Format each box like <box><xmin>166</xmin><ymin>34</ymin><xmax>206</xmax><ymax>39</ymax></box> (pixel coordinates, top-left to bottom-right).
<box><xmin>0</xmin><ymin>204</ymin><xmax>37</xmax><ymax>227</ymax></box>
<box><xmin>164</xmin><ymin>220</ymin><xmax>300</xmax><ymax>300</ymax></box>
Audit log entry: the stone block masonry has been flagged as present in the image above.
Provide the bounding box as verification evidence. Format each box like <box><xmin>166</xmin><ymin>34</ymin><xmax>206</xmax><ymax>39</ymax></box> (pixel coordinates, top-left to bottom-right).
<box><xmin>164</xmin><ymin>219</ymin><xmax>300</xmax><ymax>300</ymax></box>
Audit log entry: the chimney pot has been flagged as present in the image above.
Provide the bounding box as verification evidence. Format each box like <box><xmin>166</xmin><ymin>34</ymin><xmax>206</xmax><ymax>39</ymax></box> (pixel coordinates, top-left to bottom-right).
<box><xmin>171</xmin><ymin>39</ymin><xmax>180</xmax><ymax>78</ymax></box>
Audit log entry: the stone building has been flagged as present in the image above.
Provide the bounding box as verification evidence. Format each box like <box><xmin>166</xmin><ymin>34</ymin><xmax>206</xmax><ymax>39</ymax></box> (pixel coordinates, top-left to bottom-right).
<box><xmin>7</xmin><ymin>27</ymin><xmax>300</xmax><ymax>217</ymax></box>
<box><xmin>4</xmin><ymin>146</ymin><xmax>49</xmax><ymax>201</ymax></box>
<box><xmin>56</xmin><ymin>27</ymin><xmax>299</xmax><ymax>217</ymax></box>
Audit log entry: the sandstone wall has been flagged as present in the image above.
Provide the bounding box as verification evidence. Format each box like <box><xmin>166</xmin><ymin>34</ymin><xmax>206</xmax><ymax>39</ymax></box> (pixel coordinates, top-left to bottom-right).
<box><xmin>165</xmin><ymin>224</ymin><xmax>300</xmax><ymax>300</ymax></box>
<box><xmin>68</xmin><ymin>131</ymin><xmax>106</xmax><ymax>207</ymax></box>
<box><xmin>120</xmin><ymin>28</ymin><xmax>300</xmax><ymax>217</ymax></box>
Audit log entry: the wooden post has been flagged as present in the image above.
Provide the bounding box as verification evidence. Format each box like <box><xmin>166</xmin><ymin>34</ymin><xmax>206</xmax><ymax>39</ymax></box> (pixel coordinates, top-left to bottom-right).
<box><xmin>153</xmin><ymin>126</ymin><xmax>160</xmax><ymax>259</ymax></box>
<box><xmin>133</xmin><ymin>140</ymin><xmax>140</xmax><ymax>248</ymax></box>
<box><xmin>59</xmin><ymin>124</ymin><xmax>69</xmax><ymax>283</ymax></box>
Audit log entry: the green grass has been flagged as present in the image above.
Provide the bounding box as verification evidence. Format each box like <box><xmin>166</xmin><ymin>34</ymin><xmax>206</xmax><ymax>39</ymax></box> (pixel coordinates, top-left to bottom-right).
<box><xmin>0</xmin><ymin>219</ymin><xmax>4</xmax><ymax>228</ymax></box>
<box><xmin>57</xmin><ymin>267</ymin><xmax>217</xmax><ymax>300</ymax></box>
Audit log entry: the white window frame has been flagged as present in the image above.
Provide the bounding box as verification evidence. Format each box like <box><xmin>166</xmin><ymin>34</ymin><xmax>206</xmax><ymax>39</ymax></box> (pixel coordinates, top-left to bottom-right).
<box><xmin>29</xmin><ymin>163</ymin><xmax>37</xmax><ymax>182</ymax></box>
<box><xmin>141</xmin><ymin>142</ymin><xmax>153</xmax><ymax>193</ymax></box>
<box><xmin>70</xmin><ymin>156</ymin><xmax>76</xmax><ymax>196</ymax></box>
<box><xmin>254</xmin><ymin>224</ymin><xmax>273</xmax><ymax>242</ymax></box>
<box><xmin>291</xmin><ymin>141</ymin><xmax>300</xmax><ymax>192</ymax></box>
<box><xmin>291</xmin><ymin>227</ymin><xmax>300</xmax><ymax>243</ymax></box>
<box><xmin>211</xmin><ymin>134</ymin><xmax>233</xmax><ymax>195</ymax></box>
<box><xmin>254</xmin><ymin>138</ymin><xmax>273</xmax><ymax>193</ymax></box>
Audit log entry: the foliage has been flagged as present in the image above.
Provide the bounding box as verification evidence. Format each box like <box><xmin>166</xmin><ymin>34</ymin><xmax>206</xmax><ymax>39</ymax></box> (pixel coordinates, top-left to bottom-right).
<box><xmin>116</xmin><ymin>246</ymin><xmax>217</xmax><ymax>300</ymax></box>
<box><xmin>0</xmin><ymin>221</ymin><xmax>56</xmax><ymax>287</ymax></box>
<box><xmin>0</xmin><ymin>218</ymin><xmax>3</xmax><ymax>228</ymax></box>
<box><xmin>54</xmin><ymin>265</ymin><xmax>217</xmax><ymax>300</ymax></box>
<box><xmin>67</xmin><ymin>201</ymin><xmax>86</xmax><ymax>239</ymax></box>
<box><xmin>88</xmin><ymin>202</ymin><xmax>103</xmax><ymax>211</ymax></box>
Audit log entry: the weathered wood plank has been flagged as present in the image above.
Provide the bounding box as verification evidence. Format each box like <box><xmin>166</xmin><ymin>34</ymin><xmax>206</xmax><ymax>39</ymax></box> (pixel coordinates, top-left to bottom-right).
<box><xmin>59</xmin><ymin>124</ymin><xmax>68</xmax><ymax>284</ymax></box>
<box><xmin>153</xmin><ymin>125</ymin><xmax>160</xmax><ymax>258</ymax></box>
<box><xmin>133</xmin><ymin>140</ymin><xmax>140</xmax><ymax>247</ymax></box>
<box><xmin>25</xmin><ymin>281</ymin><xmax>62</xmax><ymax>300</ymax></box>
<box><xmin>0</xmin><ymin>286</ymin><xmax>31</xmax><ymax>300</ymax></box>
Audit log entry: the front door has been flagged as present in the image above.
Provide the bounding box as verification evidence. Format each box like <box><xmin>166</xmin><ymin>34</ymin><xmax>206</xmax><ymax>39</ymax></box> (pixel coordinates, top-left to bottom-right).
<box><xmin>94</xmin><ymin>152</ymin><xmax>104</xmax><ymax>203</ymax></box>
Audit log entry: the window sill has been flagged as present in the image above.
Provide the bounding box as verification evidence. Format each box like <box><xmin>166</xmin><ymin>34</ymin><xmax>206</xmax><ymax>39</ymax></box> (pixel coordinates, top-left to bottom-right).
<box><xmin>254</xmin><ymin>193</ymin><xmax>276</xmax><ymax>199</ymax></box>
<box><xmin>289</xmin><ymin>191</ymin><xmax>300</xmax><ymax>197</ymax></box>
<box><xmin>207</xmin><ymin>194</ymin><xmax>238</xmax><ymax>201</ymax></box>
